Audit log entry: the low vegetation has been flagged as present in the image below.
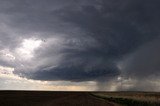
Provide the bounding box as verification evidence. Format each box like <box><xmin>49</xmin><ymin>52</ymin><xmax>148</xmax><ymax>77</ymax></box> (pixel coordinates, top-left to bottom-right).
<box><xmin>91</xmin><ymin>92</ymin><xmax>160</xmax><ymax>106</ymax></box>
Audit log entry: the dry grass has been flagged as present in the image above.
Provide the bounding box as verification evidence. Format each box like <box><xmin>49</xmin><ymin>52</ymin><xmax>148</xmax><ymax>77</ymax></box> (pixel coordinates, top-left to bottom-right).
<box><xmin>92</xmin><ymin>92</ymin><xmax>160</xmax><ymax>106</ymax></box>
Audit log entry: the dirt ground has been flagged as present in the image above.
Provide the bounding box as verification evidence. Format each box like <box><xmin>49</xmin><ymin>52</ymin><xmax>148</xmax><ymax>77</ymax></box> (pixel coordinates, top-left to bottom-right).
<box><xmin>0</xmin><ymin>91</ymin><xmax>121</xmax><ymax>106</ymax></box>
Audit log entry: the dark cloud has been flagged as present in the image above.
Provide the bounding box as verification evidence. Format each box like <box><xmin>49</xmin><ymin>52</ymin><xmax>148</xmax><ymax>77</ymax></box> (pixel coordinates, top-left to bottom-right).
<box><xmin>26</xmin><ymin>66</ymin><xmax>119</xmax><ymax>82</ymax></box>
<box><xmin>0</xmin><ymin>0</ymin><xmax>160</xmax><ymax>90</ymax></box>
<box><xmin>122</xmin><ymin>38</ymin><xmax>160</xmax><ymax>79</ymax></box>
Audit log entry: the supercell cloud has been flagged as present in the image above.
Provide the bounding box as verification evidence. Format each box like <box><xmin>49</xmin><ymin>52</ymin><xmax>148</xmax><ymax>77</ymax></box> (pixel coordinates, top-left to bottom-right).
<box><xmin>0</xmin><ymin>0</ymin><xmax>160</xmax><ymax>91</ymax></box>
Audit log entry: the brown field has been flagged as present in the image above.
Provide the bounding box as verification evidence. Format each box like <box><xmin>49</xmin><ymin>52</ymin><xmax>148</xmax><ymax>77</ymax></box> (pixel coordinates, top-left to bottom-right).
<box><xmin>0</xmin><ymin>91</ymin><xmax>160</xmax><ymax>106</ymax></box>
<box><xmin>0</xmin><ymin>91</ymin><xmax>120</xmax><ymax>106</ymax></box>
<box><xmin>92</xmin><ymin>91</ymin><xmax>160</xmax><ymax>106</ymax></box>
<box><xmin>93</xmin><ymin>92</ymin><xmax>160</xmax><ymax>102</ymax></box>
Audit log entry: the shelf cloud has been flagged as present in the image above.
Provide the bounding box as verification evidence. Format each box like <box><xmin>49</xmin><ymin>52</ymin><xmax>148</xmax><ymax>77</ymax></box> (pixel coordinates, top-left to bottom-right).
<box><xmin>0</xmin><ymin>0</ymin><xmax>160</xmax><ymax>91</ymax></box>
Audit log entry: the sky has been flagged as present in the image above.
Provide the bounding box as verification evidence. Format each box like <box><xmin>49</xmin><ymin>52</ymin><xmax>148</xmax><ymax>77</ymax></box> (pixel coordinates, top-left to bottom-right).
<box><xmin>0</xmin><ymin>0</ymin><xmax>160</xmax><ymax>91</ymax></box>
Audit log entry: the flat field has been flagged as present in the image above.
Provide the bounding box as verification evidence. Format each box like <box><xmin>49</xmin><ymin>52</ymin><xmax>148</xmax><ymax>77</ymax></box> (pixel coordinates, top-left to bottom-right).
<box><xmin>92</xmin><ymin>91</ymin><xmax>160</xmax><ymax>106</ymax></box>
<box><xmin>0</xmin><ymin>91</ymin><xmax>159</xmax><ymax>106</ymax></box>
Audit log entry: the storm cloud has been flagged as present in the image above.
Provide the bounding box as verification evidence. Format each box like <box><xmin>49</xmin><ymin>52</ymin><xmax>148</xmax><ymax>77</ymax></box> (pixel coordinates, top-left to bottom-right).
<box><xmin>0</xmin><ymin>0</ymin><xmax>160</xmax><ymax>90</ymax></box>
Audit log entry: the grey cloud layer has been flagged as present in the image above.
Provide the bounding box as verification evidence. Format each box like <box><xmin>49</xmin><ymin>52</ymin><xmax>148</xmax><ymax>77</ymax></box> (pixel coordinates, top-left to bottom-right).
<box><xmin>0</xmin><ymin>0</ymin><xmax>160</xmax><ymax>90</ymax></box>
<box><xmin>122</xmin><ymin>38</ymin><xmax>160</xmax><ymax>78</ymax></box>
